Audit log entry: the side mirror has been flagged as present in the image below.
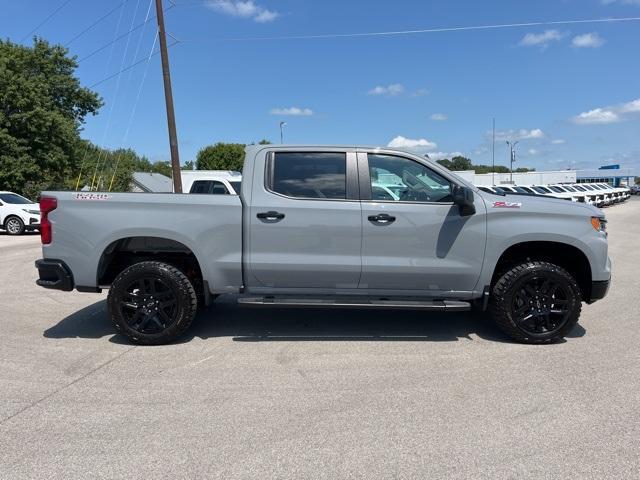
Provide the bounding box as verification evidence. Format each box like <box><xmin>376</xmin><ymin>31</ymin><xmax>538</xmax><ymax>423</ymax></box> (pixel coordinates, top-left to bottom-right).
<box><xmin>452</xmin><ymin>185</ymin><xmax>476</xmax><ymax>216</ymax></box>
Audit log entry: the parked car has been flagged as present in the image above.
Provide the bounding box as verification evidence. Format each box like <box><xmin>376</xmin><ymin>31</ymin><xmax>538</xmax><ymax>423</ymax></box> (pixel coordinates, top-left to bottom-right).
<box><xmin>547</xmin><ymin>185</ymin><xmax>588</xmax><ymax>204</ymax></box>
<box><xmin>35</xmin><ymin>145</ymin><xmax>611</xmax><ymax>345</ymax></box>
<box><xmin>630</xmin><ymin>185</ymin><xmax>640</xmax><ymax>195</ymax></box>
<box><xmin>0</xmin><ymin>191</ymin><xmax>41</xmax><ymax>235</ymax></box>
<box><xmin>181</xmin><ymin>170</ymin><xmax>242</xmax><ymax>195</ymax></box>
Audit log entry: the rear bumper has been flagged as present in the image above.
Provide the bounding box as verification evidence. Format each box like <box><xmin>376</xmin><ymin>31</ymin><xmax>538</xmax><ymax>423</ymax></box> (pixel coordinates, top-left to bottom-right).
<box><xmin>588</xmin><ymin>278</ymin><xmax>611</xmax><ymax>304</ymax></box>
<box><xmin>35</xmin><ymin>259</ymin><xmax>74</xmax><ymax>291</ymax></box>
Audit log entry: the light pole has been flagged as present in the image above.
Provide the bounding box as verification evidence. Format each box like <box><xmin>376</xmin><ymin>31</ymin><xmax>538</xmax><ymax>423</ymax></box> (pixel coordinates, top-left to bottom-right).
<box><xmin>505</xmin><ymin>140</ymin><xmax>519</xmax><ymax>183</ymax></box>
<box><xmin>279</xmin><ymin>121</ymin><xmax>286</xmax><ymax>144</ymax></box>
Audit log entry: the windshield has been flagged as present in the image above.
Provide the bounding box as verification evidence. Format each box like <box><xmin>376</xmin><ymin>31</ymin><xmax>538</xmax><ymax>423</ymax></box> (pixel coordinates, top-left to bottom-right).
<box><xmin>582</xmin><ymin>185</ymin><xmax>595</xmax><ymax>190</ymax></box>
<box><xmin>512</xmin><ymin>186</ymin><xmax>528</xmax><ymax>193</ymax></box>
<box><xmin>563</xmin><ymin>186</ymin><xmax>577</xmax><ymax>192</ymax></box>
<box><xmin>532</xmin><ymin>186</ymin><xmax>550</xmax><ymax>194</ymax></box>
<box><xmin>0</xmin><ymin>193</ymin><xmax>34</xmax><ymax>204</ymax></box>
<box><xmin>549</xmin><ymin>186</ymin><xmax>565</xmax><ymax>193</ymax></box>
<box><xmin>573</xmin><ymin>185</ymin><xmax>587</xmax><ymax>192</ymax></box>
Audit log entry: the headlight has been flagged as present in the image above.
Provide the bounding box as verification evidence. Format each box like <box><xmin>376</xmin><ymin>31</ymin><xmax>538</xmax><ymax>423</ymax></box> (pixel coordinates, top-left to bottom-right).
<box><xmin>22</xmin><ymin>209</ymin><xmax>40</xmax><ymax>215</ymax></box>
<box><xmin>591</xmin><ymin>216</ymin><xmax>607</xmax><ymax>233</ymax></box>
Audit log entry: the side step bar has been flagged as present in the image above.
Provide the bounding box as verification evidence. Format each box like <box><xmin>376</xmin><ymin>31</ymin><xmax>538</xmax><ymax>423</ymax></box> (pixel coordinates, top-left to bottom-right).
<box><xmin>237</xmin><ymin>296</ymin><xmax>470</xmax><ymax>311</ymax></box>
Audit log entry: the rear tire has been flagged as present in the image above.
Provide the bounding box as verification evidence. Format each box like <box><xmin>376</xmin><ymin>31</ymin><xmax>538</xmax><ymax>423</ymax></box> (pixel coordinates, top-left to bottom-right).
<box><xmin>5</xmin><ymin>216</ymin><xmax>25</xmax><ymax>235</ymax></box>
<box><xmin>489</xmin><ymin>261</ymin><xmax>582</xmax><ymax>344</ymax></box>
<box><xmin>107</xmin><ymin>261</ymin><xmax>198</xmax><ymax>345</ymax></box>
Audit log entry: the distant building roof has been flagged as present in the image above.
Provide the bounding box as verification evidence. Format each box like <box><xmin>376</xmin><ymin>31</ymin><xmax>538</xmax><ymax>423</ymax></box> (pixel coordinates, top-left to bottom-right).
<box><xmin>131</xmin><ymin>172</ymin><xmax>173</xmax><ymax>192</ymax></box>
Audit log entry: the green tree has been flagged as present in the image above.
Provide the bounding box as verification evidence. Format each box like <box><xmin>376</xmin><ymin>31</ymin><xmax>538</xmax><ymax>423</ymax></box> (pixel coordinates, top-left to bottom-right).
<box><xmin>196</xmin><ymin>143</ymin><xmax>245</xmax><ymax>171</ymax></box>
<box><xmin>0</xmin><ymin>38</ymin><xmax>102</xmax><ymax>198</ymax></box>
<box><xmin>437</xmin><ymin>156</ymin><xmax>472</xmax><ymax>171</ymax></box>
<box><xmin>182</xmin><ymin>160</ymin><xmax>195</xmax><ymax>170</ymax></box>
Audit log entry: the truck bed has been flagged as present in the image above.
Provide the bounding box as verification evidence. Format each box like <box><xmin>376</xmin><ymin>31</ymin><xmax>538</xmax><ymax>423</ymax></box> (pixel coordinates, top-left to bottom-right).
<box><xmin>41</xmin><ymin>191</ymin><xmax>243</xmax><ymax>292</ymax></box>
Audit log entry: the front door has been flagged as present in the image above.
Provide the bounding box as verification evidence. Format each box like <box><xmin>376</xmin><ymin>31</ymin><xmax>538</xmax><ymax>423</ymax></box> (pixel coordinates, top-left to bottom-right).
<box><xmin>247</xmin><ymin>150</ymin><xmax>362</xmax><ymax>290</ymax></box>
<box><xmin>358</xmin><ymin>152</ymin><xmax>486</xmax><ymax>295</ymax></box>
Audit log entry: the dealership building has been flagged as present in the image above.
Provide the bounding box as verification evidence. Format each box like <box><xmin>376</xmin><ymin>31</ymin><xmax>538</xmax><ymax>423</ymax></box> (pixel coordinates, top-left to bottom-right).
<box><xmin>457</xmin><ymin>164</ymin><xmax>638</xmax><ymax>187</ymax></box>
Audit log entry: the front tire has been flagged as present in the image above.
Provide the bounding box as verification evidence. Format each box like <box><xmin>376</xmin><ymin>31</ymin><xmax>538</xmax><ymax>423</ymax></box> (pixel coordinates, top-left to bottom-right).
<box><xmin>107</xmin><ymin>261</ymin><xmax>198</xmax><ymax>345</ymax></box>
<box><xmin>489</xmin><ymin>261</ymin><xmax>582</xmax><ymax>344</ymax></box>
<box><xmin>5</xmin><ymin>216</ymin><xmax>25</xmax><ymax>235</ymax></box>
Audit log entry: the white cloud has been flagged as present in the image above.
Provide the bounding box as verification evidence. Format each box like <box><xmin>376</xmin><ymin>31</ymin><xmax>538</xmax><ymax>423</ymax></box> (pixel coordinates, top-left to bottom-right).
<box><xmin>430</xmin><ymin>113</ymin><xmax>448</xmax><ymax>121</ymax></box>
<box><xmin>527</xmin><ymin>148</ymin><xmax>539</xmax><ymax>155</ymax></box>
<box><xmin>619</xmin><ymin>98</ymin><xmax>640</xmax><ymax>113</ymax></box>
<box><xmin>427</xmin><ymin>151</ymin><xmax>465</xmax><ymax>161</ymax></box>
<box><xmin>367</xmin><ymin>83</ymin><xmax>405</xmax><ymax>96</ymax></box>
<box><xmin>387</xmin><ymin>135</ymin><xmax>437</xmax><ymax>150</ymax></box>
<box><xmin>573</xmin><ymin>108</ymin><xmax>620</xmax><ymax>124</ymax></box>
<box><xmin>207</xmin><ymin>1</ymin><xmax>279</xmax><ymax>23</ymax></box>
<box><xmin>493</xmin><ymin>128</ymin><xmax>545</xmax><ymax>141</ymax></box>
<box><xmin>270</xmin><ymin>107</ymin><xmax>313</xmax><ymax>116</ymax></box>
<box><xmin>572</xmin><ymin>98</ymin><xmax>640</xmax><ymax>124</ymax></box>
<box><xmin>572</xmin><ymin>32</ymin><xmax>605</xmax><ymax>48</ymax></box>
<box><xmin>519</xmin><ymin>30</ymin><xmax>564</xmax><ymax>49</ymax></box>
<box><xmin>551</xmin><ymin>139</ymin><xmax>566</xmax><ymax>144</ymax></box>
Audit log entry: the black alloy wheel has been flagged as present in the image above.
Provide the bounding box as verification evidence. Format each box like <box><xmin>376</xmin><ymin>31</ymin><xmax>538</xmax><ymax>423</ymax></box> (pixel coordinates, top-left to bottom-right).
<box><xmin>490</xmin><ymin>261</ymin><xmax>582</xmax><ymax>344</ymax></box>
<box><xmin>108</xmin><ymin>261</ymin><xmax>198</xmax><ymax>345</ymax></box>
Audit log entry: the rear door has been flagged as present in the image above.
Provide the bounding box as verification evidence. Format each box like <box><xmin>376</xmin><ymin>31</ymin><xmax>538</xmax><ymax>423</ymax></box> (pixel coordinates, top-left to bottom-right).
<box><xmin>358</xmin><ymin>151</ymin><xmax>486</xmax><ymax>295</ymax></box>
<box><xmin>247</xmin><ymin>149</ymin><xmax>362</xmax><ymax>289</ymax></box>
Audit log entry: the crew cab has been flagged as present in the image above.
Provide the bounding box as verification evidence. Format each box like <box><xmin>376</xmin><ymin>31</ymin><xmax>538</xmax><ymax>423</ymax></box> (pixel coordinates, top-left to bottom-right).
<box><xmin>35</xmin><ymin>145</ymin><xmax>611</xmax><ymax>345</ymax></box>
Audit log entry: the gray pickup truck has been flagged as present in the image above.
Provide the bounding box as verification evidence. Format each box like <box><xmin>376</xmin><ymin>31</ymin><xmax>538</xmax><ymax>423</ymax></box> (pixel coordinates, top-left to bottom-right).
<box><xmin>35</xmin><ymin>145</ymin><xmax>611</xmax><ymax>345</ymax></box>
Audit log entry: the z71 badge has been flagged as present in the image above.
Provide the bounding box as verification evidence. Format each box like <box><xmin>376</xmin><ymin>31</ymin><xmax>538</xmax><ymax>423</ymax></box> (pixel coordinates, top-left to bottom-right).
<box><xmin>492</xmin><ymin>201</ymin><xmax>521</xmax><ymax>208</ymax></box>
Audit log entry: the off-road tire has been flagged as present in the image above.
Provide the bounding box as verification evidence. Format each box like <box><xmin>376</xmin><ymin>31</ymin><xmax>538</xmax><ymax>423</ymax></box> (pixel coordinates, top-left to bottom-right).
<box><xmin>107</xmin><ymin>261</ymin><xmax>198</xmax><ymax>345</ymax></box>
<box><xmin>489</xmin><ymin>261</ymin><xmax>582</xmax><ymax>344</ymax></box>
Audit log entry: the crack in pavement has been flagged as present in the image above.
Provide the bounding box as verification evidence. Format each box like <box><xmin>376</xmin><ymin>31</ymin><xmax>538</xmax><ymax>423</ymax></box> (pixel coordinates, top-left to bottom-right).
<box><xmin>0</xmin><ymin>346</ymin><xmax>136</xmax><ymax>426</ymax></box>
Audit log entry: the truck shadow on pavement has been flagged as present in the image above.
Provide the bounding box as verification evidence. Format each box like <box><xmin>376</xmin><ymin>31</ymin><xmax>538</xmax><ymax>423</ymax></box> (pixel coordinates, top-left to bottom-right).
<box><xmin>43</xmin><ymin>295</ymin><xmax>587</xmax><ymax>345</ymax></box>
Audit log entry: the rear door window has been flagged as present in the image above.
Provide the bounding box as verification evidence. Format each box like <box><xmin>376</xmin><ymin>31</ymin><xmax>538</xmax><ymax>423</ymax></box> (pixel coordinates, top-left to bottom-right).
<box><xmin>268</xmin><ymin>152</ymin><xmax>347</xmax><ymax>199</ymax></box>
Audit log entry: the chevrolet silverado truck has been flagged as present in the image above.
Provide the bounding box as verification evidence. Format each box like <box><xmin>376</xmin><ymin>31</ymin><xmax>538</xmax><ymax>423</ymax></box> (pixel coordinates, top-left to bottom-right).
<box><xmin>35</xmin><ymin>145</ymin><xmax>611</xmax><ymax>345</ymax></box>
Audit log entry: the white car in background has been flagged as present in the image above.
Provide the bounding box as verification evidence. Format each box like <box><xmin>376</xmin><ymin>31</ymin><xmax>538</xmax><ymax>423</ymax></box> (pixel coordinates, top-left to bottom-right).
<box><xmin>0</xmin><ymin>191</ymin><xmax>41</xmax><ymax>235</ymax></box>
<box><xmin>527</xmin><ymin>185</ymin><xmax>575</xmax><ymax>202</ymax></box>
<box><xmin>180</xmin><ymin>170</ymin><xmax>242</xmax><ymax>195</ymax></box>
<box><xmin>548</xmin><ymin>184</ymin><xmax>589</xmax><ymax>204</ymax></box>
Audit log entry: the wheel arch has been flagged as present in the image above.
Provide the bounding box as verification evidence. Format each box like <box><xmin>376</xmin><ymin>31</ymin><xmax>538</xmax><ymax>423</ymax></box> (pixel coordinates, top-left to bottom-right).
<box><xmin>97</xmin><ymin>236</ymin><xmax>206</xmax><ymax>297</ymax></box>
<box><xmin>491</xmin><ymin>241</ymin><xmax>592</xmax><ymax>300</ymax></box>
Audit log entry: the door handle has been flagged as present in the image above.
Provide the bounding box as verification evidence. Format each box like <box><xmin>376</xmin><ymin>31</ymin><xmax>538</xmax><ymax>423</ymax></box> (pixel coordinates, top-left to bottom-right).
<box><xmin>257</xmin><ymin>211</ymin><xmax>285</xmax><ymax>221</ymax></box>
<box><xmin>368</xmin><ymin>213</ymin><xmax>396</xmax><ymax>225</ymax></box>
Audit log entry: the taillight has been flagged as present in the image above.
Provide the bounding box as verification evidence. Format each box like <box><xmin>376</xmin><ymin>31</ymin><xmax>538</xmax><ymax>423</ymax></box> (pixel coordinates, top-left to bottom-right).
<box><xmin>39</xmin><ymin>196</ymin><xmax>57</xmax><ymax>245</ymax></box>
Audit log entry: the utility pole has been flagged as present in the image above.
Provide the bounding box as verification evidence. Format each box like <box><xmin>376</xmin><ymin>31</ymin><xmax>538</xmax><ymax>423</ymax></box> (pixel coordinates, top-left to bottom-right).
<box><xmin>280</xmin><ymin>121</ymin><xmax>286</xmax><ymax>144</ymax></box>
<box><xmin>491</xmin><ymin>117</ymin><xmax>495</xmax><ymax>186</ymax></box>
<box><xmin>155</xmin><ymin>0</ymin><xmax>182</xmax><ymax>193</ymax></box>
<box><xmin>505</xmin><ymin>140</ymin><xmax>519</xmax><ymax>184</ymax></box>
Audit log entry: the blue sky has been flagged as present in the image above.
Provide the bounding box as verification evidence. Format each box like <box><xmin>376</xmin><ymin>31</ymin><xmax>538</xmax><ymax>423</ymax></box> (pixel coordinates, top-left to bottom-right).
<box><xmin>3</xmin><ymin>0</ymin><xmax>640</xmax><ymax>170</ymax></box>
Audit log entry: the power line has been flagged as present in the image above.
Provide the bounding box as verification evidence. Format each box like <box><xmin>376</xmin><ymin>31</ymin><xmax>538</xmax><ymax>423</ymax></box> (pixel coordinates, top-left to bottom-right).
<box><xmin>88</xmin><ymin>39</ymin><xmax>179</xmax><ymax>89</ymax></box>
<box><xmin>77</xmin><ymin>4</ymin><xmax>173</xmax><ymax>63</ymax></box>
<box><xmin>109</xmin><ymin>30</ymin><xmax>159</xmax><ymax>191</ymax></box>
<box><xmin>65</xmin><ymin>1</ymin><xmax>129</xmax><ymax>46</ymax></box>
<box><xmin>195</xmin><ymin>16</ymin><xmax>640</xmax><ymax>42</ymax></box>
<box><xmin>20</xmin><ymin>0</ymin><xmax>75</xmax><ymax>42</ymax></box>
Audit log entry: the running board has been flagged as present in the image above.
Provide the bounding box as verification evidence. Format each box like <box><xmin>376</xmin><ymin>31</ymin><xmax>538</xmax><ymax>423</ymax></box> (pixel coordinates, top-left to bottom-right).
<box><xmin>237</xmin><ymin>296</ymin><xmax>470</xmax><ymax>311</ymax></box>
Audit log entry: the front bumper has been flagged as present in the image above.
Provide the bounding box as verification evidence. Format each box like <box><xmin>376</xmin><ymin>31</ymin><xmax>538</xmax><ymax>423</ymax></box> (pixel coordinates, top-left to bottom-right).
<box><xmin>35</xmin><ymin>259</ymin><xmax>74</xmax><ymax>291</ymax></box>
<box><xmin>588</xmin><ymin>277</ymin><xmax>611</xmax><ymax>304</ymax></box>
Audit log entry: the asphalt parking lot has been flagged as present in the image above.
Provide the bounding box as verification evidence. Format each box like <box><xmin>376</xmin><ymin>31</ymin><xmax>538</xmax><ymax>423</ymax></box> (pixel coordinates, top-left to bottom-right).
<box><xmin>1</xmin><ymin>199</ymin><xmax>639</xmax><ymax>479</ymax></box>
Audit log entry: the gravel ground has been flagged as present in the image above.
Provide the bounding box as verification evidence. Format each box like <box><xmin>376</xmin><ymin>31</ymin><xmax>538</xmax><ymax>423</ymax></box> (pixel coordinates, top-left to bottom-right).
<box><xmin>1</xmin><ymin>199</ymin><xmax>639</xmax><ymax>479</ymax></box>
